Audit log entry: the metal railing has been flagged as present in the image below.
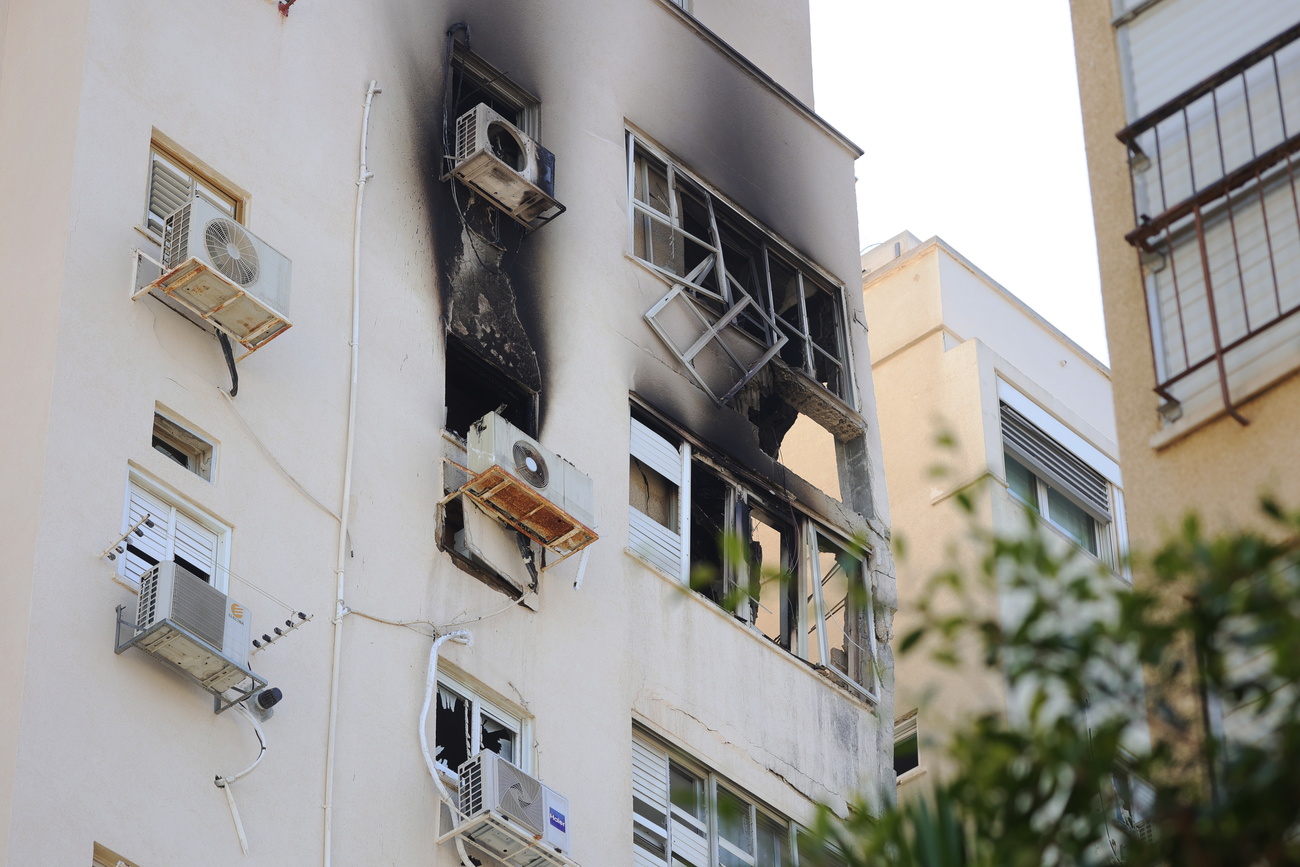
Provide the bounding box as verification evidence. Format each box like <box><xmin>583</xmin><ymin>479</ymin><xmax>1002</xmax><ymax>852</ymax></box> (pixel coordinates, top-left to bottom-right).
<box><xmin>1118</xmin><ymin>22</ymin><xmax>1300</xmax><ymax>423</ymax></box>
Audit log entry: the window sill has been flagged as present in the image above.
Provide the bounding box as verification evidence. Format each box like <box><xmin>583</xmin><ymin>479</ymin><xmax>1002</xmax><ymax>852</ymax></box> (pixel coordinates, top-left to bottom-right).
<box><xmin>623</xmin><ymin>546</ymin><xmax>879</xmax><ymax>709</ymax></box>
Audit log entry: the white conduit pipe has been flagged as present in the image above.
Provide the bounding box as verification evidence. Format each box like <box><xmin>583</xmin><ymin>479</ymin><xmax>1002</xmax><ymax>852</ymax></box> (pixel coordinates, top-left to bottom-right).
<box><xmin>420</xmin><ymin>630</ymin><xmax>475</xmax><ymax>867</ymax></box>
<box><xmin>322</xmin><ymin>78</ymin><xmax>381</xmax><ymax>867</ymax></box>
<box><xmin>215</xmin><ymin>704</ymin><xmax>268</xmax><ymax>856</ymax></box>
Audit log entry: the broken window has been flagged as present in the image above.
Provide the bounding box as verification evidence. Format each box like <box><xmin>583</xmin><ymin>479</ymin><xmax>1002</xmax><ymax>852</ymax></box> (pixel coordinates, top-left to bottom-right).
<box><xmin>443</xmin><ymin>338</ymin><xmax>536</xmax><ymax>439</ymax></box>
<box><xmin>628</xmin><ymin>133</ymin><xmax>852</xmax><ymax>405</ymax></box>
<box><xmin>432</xmin><ymin>674</ymin><xmax>526</xmax><ymax>782</ymax></box>
<box><xmin>628</xmin><ymin>404</ymin><xmax>878</xmax><ymax>699</ymax></box>
<box><xmin>449</xmin><ymin>42</ymin><xmax>539</xmax><ymax>139</ymax></box>
<box><xmin>633</xmin><ymin>730</ymin><xmax>844</xmax><ymax>867</ymax></box>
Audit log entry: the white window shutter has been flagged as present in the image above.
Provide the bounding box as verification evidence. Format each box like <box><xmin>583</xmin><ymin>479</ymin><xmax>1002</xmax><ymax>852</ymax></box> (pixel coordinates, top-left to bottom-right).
<box><xmin>172</xmin><ymin>508</ymin><xmax>218</xmax><ymax>579</ymax></box>
<box><xmin>124</xmin><ymin>483</ymin><xmax>171</xmax><ymax>582</ymax></box>
<box><xmin>633</xmin><ymin>736</ymin><xmax>671</xmax><ymax>867</ymax></box>
<box><xmin>629</xmin><ymin>418</ymin><xmax>685</xmax><ymax>577</ymax></box>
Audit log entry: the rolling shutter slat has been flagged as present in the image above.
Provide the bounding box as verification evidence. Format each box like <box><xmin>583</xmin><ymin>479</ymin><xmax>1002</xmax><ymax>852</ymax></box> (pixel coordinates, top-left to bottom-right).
<box><xmin>1000</xmin><ymin>403</ymin><xmax>1110</xmax><ymax>519</ymax></box>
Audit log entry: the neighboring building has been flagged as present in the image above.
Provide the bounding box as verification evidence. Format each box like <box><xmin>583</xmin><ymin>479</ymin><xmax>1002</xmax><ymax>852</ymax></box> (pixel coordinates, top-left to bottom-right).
<box><xmin>0</xmin><ymin>1</ymin><xmax>894</xmax><ymax>865</ymax></box>
<box><xmin>859</xmin><ymin>232</ymin><xmax>1134</xmax><ymax>800</ymax></box>
<box><xmin>1070</xmin><ymin>0</ymin><xmax>1300</xmax><ymax>774</ymax></box>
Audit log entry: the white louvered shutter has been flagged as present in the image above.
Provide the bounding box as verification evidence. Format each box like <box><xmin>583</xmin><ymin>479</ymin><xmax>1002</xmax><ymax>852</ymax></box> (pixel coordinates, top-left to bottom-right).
<box><xmin>123</xmin><ymin>481</ymin><xmax>221</xmax><ymax>585</ymax></box>
<box><xmin>633</xmin><ymin>737</ymin><xmax>671</xmax><ymax>867</ymax></box>
<box><xmin>1000</xmin><ymin>404</ymin><xmax>1111</xmax><ymax>521</ymax></box>
<box><xmin>147</xmin><ymin>154</ymin><xmax>193</xmax><ymax>235</ymax></box>
<box><xmin>629</xmin><ymin>418</ymin><xmax>685</xmax><ymax>578</ymax></box>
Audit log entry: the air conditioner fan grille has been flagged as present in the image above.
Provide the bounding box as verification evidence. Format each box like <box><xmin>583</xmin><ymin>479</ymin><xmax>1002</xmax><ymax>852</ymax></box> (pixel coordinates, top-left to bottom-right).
<box><xmin>512</xmin><ymin>441</ymin><xmax>549</xmax><ymax>488</ymax></box>
<box><xmin>205</xmin><ymin>218</ymin><xmax>260</xmax><ymax>286</ymax></box>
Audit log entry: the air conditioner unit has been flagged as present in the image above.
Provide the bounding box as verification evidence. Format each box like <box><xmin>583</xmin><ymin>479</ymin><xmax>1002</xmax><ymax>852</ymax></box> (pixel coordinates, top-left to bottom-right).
<box><xmin>457</xmin><ymin>751</ymin><xmax>571</xmax><ymax>860</ymax></box>
<box><xmin>466</xmin><ymin>412</ymin><xmax>597</xmax><ymax>556</ymax></box>
<box><xmin>452</xmin><ymin>103</ymin><xmax>562</xmax><ymax>226</ymax></box>
<box><xmin>137</xmin><ymin>195</ymin><xmax>292</xmax><ymax>357</ymax></box>
<box><xmin>119</xmin><ymin>560</ymin><xmax>255</xmax><ymax>696</ymax></box>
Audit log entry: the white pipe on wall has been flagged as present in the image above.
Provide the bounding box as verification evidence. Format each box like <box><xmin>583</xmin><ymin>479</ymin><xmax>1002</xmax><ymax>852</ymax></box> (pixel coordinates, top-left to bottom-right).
<box><xmin>419</xmin><ymin>630</ymin><xmax>476</xmax><ymax>867</ymax></box>
<box><xmin>321</xmin><ymin>79</ymin><xmax>380</xmax><ymax>867</ymax></box>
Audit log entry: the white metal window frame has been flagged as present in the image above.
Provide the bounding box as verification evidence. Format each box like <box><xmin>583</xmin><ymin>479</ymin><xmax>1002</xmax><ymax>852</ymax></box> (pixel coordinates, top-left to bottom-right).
<box><xmin>120</xmin><ymin>471</ymin><xmax>231</xmax><ymax>592</ymax></box>
<box><xmin>632</xmin><ymin>730</ymin><xmax>838</xmax><ymax>867</ymax></box>
<box><xmin>626</xmin><ymin>407</ymin><xmax>879</xmax><ymax>701</ymax></box>
<box><xmin>626</xmin><ymin>131</ymin><xmax>855</xmax><ymax>406</ymax></box>
<box><xmin>996</xmin><ymin>385</ymin><xmax>1127</xmax><ymax>574</ymax></box>
<box><xmin>434</xmin><ymin>671</ymin><xmax>532</xmax><ymax>786</ymax></box>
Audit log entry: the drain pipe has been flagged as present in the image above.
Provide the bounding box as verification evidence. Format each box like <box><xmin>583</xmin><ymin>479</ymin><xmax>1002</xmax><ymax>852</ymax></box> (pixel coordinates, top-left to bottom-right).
<box><xmin>321</xmin><ymin>78</ymin><xmax>380</xmax><ymax>867</ymax></box>
<box><xmin>419</xmin><ymin>630</ymin><xmax>476</xmax><ymax>867</ymax></box>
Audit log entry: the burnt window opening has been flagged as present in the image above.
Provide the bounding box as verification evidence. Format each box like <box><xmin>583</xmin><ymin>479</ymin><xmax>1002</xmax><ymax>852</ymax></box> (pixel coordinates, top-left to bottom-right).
<box><xmin>688</xmin><ymin>462</ymin><xmax>731</xmax><ymax>606</ymax></box>
<box><xmin>629</xmin><ymin>134</ymin><xmax>854</xmax><ymax>406</ymax></box>
<box><xmin>628</xmin><ymin>402</ymin><xmax>877</xmax><ymax>699</ymax></box>
<box><xmin>444</xmin><ymin>339</ymin><xmax>536</xmax><ymax>439</ymax></box>
<box><xmin>438</xmin><ymin>497</ymin><xmax>533</xmax><ymax>601</ymax></box>
<box><xmin>450</xmin><ymin>42</ymin><xmax>538</xmax><ymax>138</ymax></box>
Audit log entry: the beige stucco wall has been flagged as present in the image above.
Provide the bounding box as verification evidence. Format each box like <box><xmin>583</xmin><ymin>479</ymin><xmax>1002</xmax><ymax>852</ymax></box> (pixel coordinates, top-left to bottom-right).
<box><xmin>1071</xmin><ymin>0</ymin><xmax>1300</xmax><ymax>552</ymax></box>
<box><xmin>861</xmin><ymin>235</ymin><xmax>1127</xmax><ymax>790</ymax></box>
<box><xmin>0</xmin><ymin>0</ymin><xmax>891</xmax><ymax>863</ymax></box>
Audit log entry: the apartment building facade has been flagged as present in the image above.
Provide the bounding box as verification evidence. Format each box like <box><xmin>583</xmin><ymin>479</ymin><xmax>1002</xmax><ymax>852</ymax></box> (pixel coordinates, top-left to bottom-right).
<box><xmin>859</xmin><ymin>232</ymin><xmax>1136</xmax><ymax>799</ymax></box>
<box><xmin>1071</xmin><ymin>0</ymin><xmax>1300</xmax><ymax>768</ymax></box>
<box><xmin>0</xmin><ymin>1</ymin><xmax>895</xmax><ymax>865</ymax></box>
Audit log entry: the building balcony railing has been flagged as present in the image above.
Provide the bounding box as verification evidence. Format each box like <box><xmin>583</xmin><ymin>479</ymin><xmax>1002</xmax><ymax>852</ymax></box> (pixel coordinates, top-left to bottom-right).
<box><xmin>1118</xmin><ymin>22</ymin><xmax>1300</xmax><ymax>423</ymax></box>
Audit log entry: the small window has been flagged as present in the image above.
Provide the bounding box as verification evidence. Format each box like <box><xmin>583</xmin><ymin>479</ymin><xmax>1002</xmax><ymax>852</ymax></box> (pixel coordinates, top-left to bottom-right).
<box><xmin>894</xmin><ymin>713</ymin><xmax>920</xmax><ymax>777</ymax></box>
<box><xmin>433</xmin><ymin>673</ymin><xmax>528</xmax><ymax>781</ymax></box>
<box><xmin>121</xmin><ymin>474</ymin><xmax>230</xmax><ymax>591</ymax></box>
<box><xmin>145</xmin><ymin>141</ymin><xmax>241</xmax><ymax>236</ymax></box>
<box><xmin>152</xmin><ymin>410</ymin><xmax>215</xmax><ymax>481</ymax></box>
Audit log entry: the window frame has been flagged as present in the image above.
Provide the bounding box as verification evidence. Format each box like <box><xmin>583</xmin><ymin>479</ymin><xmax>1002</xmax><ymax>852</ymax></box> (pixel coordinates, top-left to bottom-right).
<box><xmin>143</xmin><ymin>139</ymin><xmax>243</xmax><ymax>239</ymax></box>
<box><xmin>151</xmin><ymin>408</ymin><xmax>216</xmax><ymax>482</ymax></box>
<box><xmin>627</xmin><ymin>404</ymin><xmax>879</xmax><ymax>702</ymax></box>
<box><xmin>449</xmin><ymin>43</ymin><xmax>541</xmax><ymax>139</ymax></box>
<box><xmin>626</xmin><ymin>132</ymin><xmax>855</xmax><ymax>406</ymax></box>
<box><xmin>433</xmin><ymin>671</ymin><xmax>532</xmax><ymax>787</ymax></box>
<box><xmin>632</xmin><ymin>729</ymin><xmax>842</xmax><ymax>867</ymax></box>
<box><xmin>120</xmin><ymin>471</ymin><xmax>231</xmax><ymax>592</ymax></box>
<box><xmin>999</xmin><ymin>397</ymin><xmax>1121</xmax><ymax>572</ymax></box>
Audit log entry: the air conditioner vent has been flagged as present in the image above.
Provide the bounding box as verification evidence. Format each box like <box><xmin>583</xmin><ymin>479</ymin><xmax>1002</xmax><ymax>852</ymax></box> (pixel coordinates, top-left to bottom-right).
<box><xmin>204</xmin><ymin>219</ymin><xmax>260</xmax><ymax>286</ymax></box>
<box><xmin>450</xmin><ymin>103</ymin><xmax>563</xmax><ymax>230</ymax></box>
<box><xmin>512</xmin><ymin>441</ymin><xmax>549</xmax><ymax>488</ymax></box>
<box><xmin>466</xmin><ymin>412</ymin><xmax>597</xmax><ymax>557</ymax></box>
<box><xmin>449</xmin><ymin>751</ymin><xmax>572</xmax><ymax>862</ymax></box>
<box><xmin>137</xmin><ymin>195</ymin><xmax>292</xmax><ymax>359</ymax></box>
<box><xmin>114</xmin><ymin>560</ymin><xmax>264</xmax><ymax>714</ymax></box>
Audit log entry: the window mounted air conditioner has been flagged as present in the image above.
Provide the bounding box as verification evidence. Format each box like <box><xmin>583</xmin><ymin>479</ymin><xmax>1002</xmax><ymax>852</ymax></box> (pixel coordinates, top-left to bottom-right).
<box><xmin>466</xmin><ymin>412</ymin><xmax>597</xmax><ymax>557</ymax></box>
<box><xmin>114</xmin><ymin>560</ymin><xmax>264</xmax><ymax>712</ymax></box>
<box><xmin>449</xmin><ymin>750</ymin><xmax>572</xmax><ymax>864</ymax></box>
<box><xmin>136</xmin><ymin>195</ymin><xmax>292</xmax><ymax>358</ymax></box>
<box><xmin>452</xmin><ymin>103</ymin><xmax>562</xmax><ymax>227</ymax></box>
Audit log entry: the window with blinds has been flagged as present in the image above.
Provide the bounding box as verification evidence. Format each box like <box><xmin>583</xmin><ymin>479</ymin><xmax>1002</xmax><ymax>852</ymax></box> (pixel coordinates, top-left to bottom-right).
<box><xmin>144</xmin><ymin>145</ymin><xmax>240</xmax><ymax>236</ymax></box>
<box><xmin>1000</xmin><ymin>403</ymin><xmax>1116</xmax><ymax>567</ymax></box>
<box><xmin>121</xmin><ymin>476</ymin><xmax>228</xmax><ymax>591</ymax></box>
<box><xmin>631</xmin><ymin>731</ymin><xmax>844</xmax><ymax>867</ymax></box>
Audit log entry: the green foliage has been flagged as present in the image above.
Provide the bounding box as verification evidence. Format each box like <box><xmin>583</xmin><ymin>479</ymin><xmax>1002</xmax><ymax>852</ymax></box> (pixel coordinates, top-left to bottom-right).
<box><xmin>806</xmin><ymin>502</ymin><xmax>1300</xmax><ymax>867</ymax></box>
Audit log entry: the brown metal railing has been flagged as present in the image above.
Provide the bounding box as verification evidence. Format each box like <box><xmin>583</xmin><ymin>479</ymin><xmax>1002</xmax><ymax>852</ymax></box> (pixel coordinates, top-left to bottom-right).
<box><xmin>1118</xmin><ymin>23</ymin><xmax>1300</xmax><ymax>423</ymax></box>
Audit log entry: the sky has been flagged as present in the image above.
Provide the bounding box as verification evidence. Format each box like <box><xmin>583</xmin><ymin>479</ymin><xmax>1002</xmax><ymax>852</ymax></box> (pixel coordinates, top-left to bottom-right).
<box><xmin>808</xmin><ymin>0</ymin><xmax>1110</xmax><ymax>364</ymax></box>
